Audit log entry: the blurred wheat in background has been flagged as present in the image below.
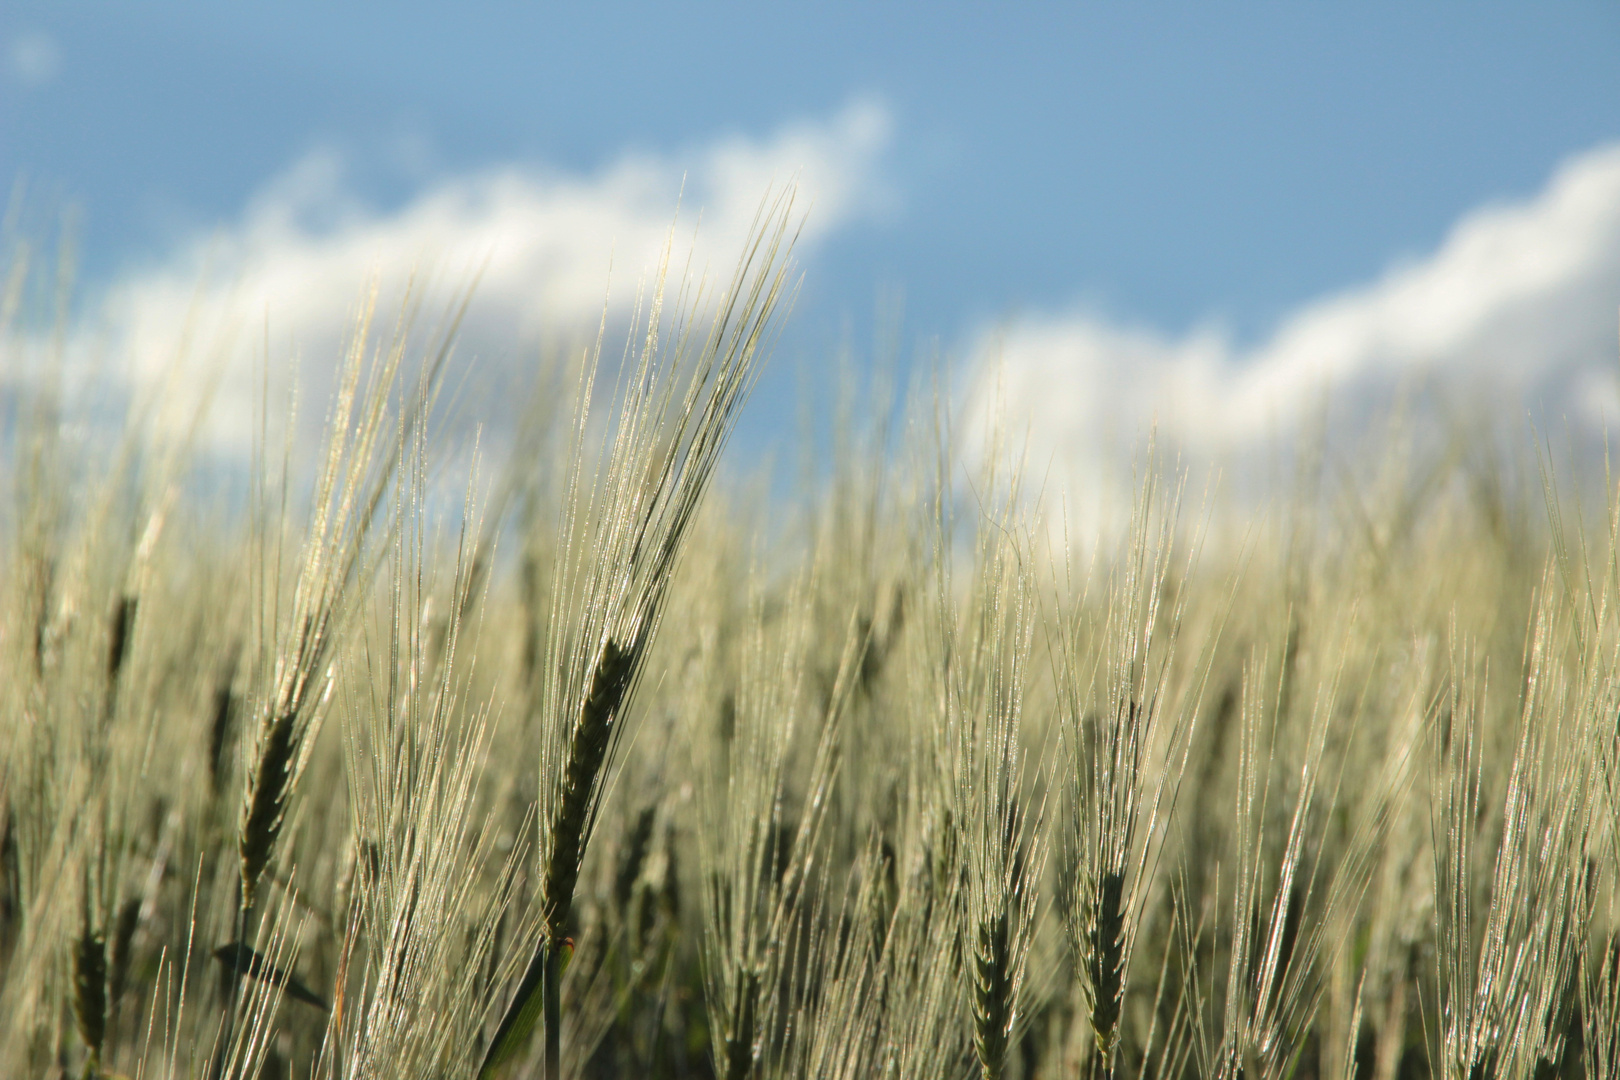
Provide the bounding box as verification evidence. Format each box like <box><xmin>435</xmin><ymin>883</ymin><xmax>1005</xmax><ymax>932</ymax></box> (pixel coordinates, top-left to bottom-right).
<box><xmin>1</xmin><ymin>188</ymin><xmax>1619</xmax><ymax>1080</ymax></box>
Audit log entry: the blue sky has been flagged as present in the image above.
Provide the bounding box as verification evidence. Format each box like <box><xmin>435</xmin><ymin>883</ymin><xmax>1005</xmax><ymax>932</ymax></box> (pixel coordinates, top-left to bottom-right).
<box><xmin>5</xmin><ymin>4</ymin><xmax>1620</xmax><ymax>498</ymax></box>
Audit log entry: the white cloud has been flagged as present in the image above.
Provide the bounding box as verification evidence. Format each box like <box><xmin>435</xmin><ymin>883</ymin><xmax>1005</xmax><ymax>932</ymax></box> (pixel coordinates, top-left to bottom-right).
<box><xmin>7</xmin><ymin>31</ymin><xmax>60</xmax><ymax>87</ymax></box>
<box><xmin>62</xmin><ymin>99</ymin><xmax>892</xmax><ymax>454</ymax></box>
<box><xmin>967</xmin><ymin>143</ymin><xmax>1620</xmax><ymax>516</ymax></box>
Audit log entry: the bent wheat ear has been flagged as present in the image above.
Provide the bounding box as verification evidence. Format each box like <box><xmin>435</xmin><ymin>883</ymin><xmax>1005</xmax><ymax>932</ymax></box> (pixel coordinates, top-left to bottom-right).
<box><xmin>234</xmin><ymin>283</ymin><xmax>451</xmax><ymax>918</ymax></box>
<box><xmin>481</xmin><ymin>193</ymin><xmax>799</xmax><ymax>1080</ymax></box>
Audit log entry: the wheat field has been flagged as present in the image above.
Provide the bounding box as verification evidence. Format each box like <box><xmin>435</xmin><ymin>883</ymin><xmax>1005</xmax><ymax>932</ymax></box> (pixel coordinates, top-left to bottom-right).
<box><xmin>1</xmin><ymin>198</ymin><xmax>1617</xmax><ymax>1080</ymax></box>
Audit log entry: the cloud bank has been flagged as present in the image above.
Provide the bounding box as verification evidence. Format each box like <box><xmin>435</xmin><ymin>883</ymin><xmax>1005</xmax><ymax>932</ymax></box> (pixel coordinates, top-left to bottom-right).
<box><xmin>968</xmin><ymin>143</ymin><xmax>1620</xmax><ymax>511</ymax></box>
<box><xmin>58</xmin><ymin>99</ymin><xmax>892</xmax><ymax>453</ymax></box>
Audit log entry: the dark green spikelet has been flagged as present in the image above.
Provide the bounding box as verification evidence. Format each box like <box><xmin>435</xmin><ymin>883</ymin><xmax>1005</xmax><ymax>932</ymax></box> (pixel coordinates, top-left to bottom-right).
<box><xmin>102</xmin><ymin>593</ymin><xmax>139</xmax><ymax>727</ymax></box>
<box><xmin>239</xmin><ymin>709</ymin><xmax>297</xmax><ymax>913</ymax></box>
<box><xmin>106</xmin><ymin>594</ymin><xmax>137</xmax><ymax>684</ymax></box>
<box><xmin>72</xmin><ymin>919</ymin><xmax>108</xmax><ymax>1071</ymax></box>
<box><xmin>615</xmin><ymin>804</ymin><xmax>659</xmax><ymax>911</ymax></box>
<box><xmin>107</xmin><ymin>896</ymin><xmax>140</xmax><ymax>1011</ymax></box>
<box><xmin>208</xmin><ymin>679</ymin><xmax>238</xmax><ymax>800</ymax></box>
<box><xmin>659</xmin><ymin>816</ymin><xmax>681</xmax><ymax>921</ymax></box>
<box><xmin>1086</xmin><ymin>870</ymin><xmax>1126</xmax><ymax>1059</ymax></box>
<box><xmin>973</xmin><ymin>911</ymin><xmax>1013</xmax><ymax>1080</ymax></box>
<box><xmin>542</xmin><ymin>636</ymin><xmax>635</xmax><ymax>937</ymax></box>
<box><xmin>0</xmin><ymin>812</ymin><xmax>18</xmax><ymax>943</ymax></box>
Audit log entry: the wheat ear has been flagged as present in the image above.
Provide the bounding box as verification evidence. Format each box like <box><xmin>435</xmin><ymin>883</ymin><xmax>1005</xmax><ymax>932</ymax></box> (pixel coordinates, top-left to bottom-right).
<box><xmin>510</xmin><ymin>638</ymin><xmax>636</xmax><ymax>1080</ymax></box>
<box><xmin>479</xmin><ymin>192</ymin><xmax>798</xmax><ymax>1080</ymax></box>
<box><xmin>971</xmin><ymin>909</ymin><xmax>1012</xmax><ymax>1080</ymax></box>
<box><xmin>542</xmin><ymin>637</ymin><xmax>635</xmax><ymax>940</ymax></box>
<box><xmin>71</xmin><ymin>882</ymin><xmax>106</xmax><ymax>1079</ymax></box>
<box><xmin>238</xmin><ymin>705</ymin><xmax>298</xmax><ymax>916</ymax></box>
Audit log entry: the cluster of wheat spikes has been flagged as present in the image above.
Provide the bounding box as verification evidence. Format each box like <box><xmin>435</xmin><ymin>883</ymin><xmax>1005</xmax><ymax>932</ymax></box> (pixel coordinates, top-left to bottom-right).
<box><xmin>4</xmin><ymin>191</ymin><xmax>1620</xmax><ymax>1080</ymax></box>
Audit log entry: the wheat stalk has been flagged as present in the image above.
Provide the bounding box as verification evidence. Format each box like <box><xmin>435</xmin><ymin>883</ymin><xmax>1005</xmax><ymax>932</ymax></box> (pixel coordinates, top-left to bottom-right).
<box><xmin>935</xmin><ymin>465</ymin><xmax>1046</xmax><ymax>1080</ymax></box>
<box><xmin>1054</xmin><ymin>458</ymin><xmax>1204</xmax><ymax>1078</ymax></box>
<box><xmin>71</xmin><ymin>881</ymin><xmax>107</xmax><ymax>1079</ymax></box>
<box><xmin>236</xmin><ymin>280</ymin><xmax>449</xmax><ymax>918</ymax></box>
<box><xmin>479</xmin><ymin>192</ymin><xmax>799</xmax><ymax>1080</ymax></box>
